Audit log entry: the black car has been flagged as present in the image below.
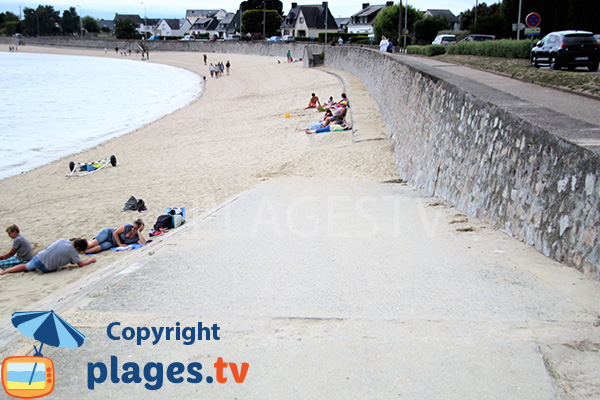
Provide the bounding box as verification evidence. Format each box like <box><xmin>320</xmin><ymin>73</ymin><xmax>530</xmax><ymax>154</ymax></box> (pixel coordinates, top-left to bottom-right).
<box><xmin>531</xmin><ymin>30</ymin><xmax>599</xmax><ymax>71</ymax></box>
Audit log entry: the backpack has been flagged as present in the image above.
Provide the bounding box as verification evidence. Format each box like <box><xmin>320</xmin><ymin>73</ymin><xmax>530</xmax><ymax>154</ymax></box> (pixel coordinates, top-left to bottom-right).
<box><xmin>153</xmin><ymin>214</ymin><xmax>172</xmax><ymax>230</ymax></box>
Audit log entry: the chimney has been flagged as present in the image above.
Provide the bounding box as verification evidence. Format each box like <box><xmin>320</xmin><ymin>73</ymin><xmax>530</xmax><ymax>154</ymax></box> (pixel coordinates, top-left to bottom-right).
<box><xmin>291</xmin><ymin>2</ymin><xmax>297</xmax><ymax>8</ymax></box>
<box><xmin>322</xmin><ymin>1</ymin><xmax>328</xmax><ymax>7</ymax></box>
<box><xmin>362</xmin><ymin>3</ymin><xmax>369</xmax><ymax>9</ymax></box>
<box><xmin>386</xmin><ymin>1</ymin><xmax>393</xmax><ymax>6</ymax></box>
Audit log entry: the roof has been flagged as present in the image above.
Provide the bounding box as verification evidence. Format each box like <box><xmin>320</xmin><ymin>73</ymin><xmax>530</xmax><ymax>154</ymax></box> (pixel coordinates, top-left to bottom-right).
<box><xmin>424</xmin><ymin>9</ymin><xmax>458</xmax><ymax>24</ymax></box>
<box><xmin>159</xmin><ymin>18</ymin><xmax>184</xmax><ymax>30</ymax></box>
<box><xmin>114</xmin><ymin>14</ymin><xmax>144</xmax><ymax>24</ymax></box>
<box><xmin>282</xmin><ymin>4</ymin><xmax>338</xmax><ymax>30</ymax></box>
<box><xmin>351</xmin><ymin>4</ymin><xmax>385</xmax><ymax>19</ymax></box>
<box><xmin>186</xmin><ymin>9</ymin><xmax>224</xmax><ymax>19</ymax></box>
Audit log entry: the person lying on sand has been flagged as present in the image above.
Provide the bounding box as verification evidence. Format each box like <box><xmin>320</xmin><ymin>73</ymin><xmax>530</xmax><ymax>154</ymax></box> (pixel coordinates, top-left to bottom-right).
<box><xmin>304</xmin><ymin>93</ymin><xmax>321</xmax><ymax>109</ymax></box>
<box><xmin>1</xmin><ymin>238</ymin><xmax>95</xmax><ymax>275</ymax></box>
<box><xmin>305</xmin><ymin>121</ymin><xmax>350</xmax><ymax>134</ymax></box>
<box><xmin>86</xmin><ymin>218</ymin><xmax>147</xmax><ymax>253</ymax></box>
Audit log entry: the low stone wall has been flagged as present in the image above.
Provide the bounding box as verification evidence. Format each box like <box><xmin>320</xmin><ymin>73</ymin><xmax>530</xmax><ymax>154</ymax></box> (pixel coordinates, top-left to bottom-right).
<box><xmin>322</xmin><ymin>45</ymin><xmax>600</xmax><ymax>279</ymax></box>
<box><xmin>4</xmin><ymin>37</ymin><xmax>599</xmax><ymax>278</ymax></box>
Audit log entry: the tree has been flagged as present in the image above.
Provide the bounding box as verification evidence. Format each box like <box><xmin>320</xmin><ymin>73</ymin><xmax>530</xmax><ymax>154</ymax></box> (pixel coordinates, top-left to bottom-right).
<box><xmin>22</xmin><ymin>6</ymin><xmax>61</xmax><ymax>36</ymax></box>
<box><xmin>459</xmin><ymin>2</ymin><xmax>504</xmax><ymax>34</ymax></box>
<box><xmin>412</xmin><ymin>15</ymin><xmax>449</xmax><ymax>44</ymax></box>
<box><xmin>61</xmin><ymin>7</ymin><xmax>80</xmax><ymax>35</ymax></box>
<box><xmin>115</xmin><ymin>17</ymin><xmax>138</xmax><ymax>37</ymax></box>
<box><xmin>82</xmin><ymin>16</ymin><xmax>100</xmax><ymax>33</ymax></box>
<box><xmin>240</xmin><ymin>0</ymin><xmax>283</xmax><ymax>16</ymax></box>
<box><xmin>1</xmin><ymin>11</ymin><xmax>20</xmax><ymax>34</ymax></box>
<box><xmin>242</xmin><ymin>9</ymin><xmax>281</xmax><ymax>37</ymax></box>
<box><xmin>373</xmin><ymin>4</ymin><xmax>422</xmax><ymax>46</ymax></box>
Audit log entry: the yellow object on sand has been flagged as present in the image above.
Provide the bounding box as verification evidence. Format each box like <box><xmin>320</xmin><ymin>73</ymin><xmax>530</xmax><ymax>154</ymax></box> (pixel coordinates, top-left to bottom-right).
<box><xmin>285</xmin><ymin>113</ymin><xmax>290</xmax><ymax>118</ymax></box>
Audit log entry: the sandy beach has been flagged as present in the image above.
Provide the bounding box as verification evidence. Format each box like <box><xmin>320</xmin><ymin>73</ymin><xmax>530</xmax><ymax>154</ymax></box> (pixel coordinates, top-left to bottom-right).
<box><xmin>0</xmin><ymin>45</ymin><xmax>397</xmax><ymax>322</ymax></box>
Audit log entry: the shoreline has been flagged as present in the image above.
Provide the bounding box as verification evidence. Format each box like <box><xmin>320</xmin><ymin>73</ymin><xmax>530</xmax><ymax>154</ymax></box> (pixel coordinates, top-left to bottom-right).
<box><xmin>0</xmin><ymin>45</ymin><xmax>397</xmax><ymax>322</ymax></box>
<box><xmin>0</xmin><ymin>49</ymin><xmax>205</xmax><ymax>181</ymax></box>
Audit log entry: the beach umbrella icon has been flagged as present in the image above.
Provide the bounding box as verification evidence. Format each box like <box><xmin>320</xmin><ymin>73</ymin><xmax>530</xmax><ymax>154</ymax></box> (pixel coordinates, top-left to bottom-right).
<box><xmin>11</xmin><ymin>310</ymin><xmax>86</xmax><ymax>357</ymax></box>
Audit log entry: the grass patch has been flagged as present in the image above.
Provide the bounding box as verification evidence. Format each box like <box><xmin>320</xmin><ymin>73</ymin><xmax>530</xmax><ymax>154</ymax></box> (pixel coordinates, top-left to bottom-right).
<box><xmin>434</xmin><ymin>54</ymin><xmax>600</xmax><ymax>99</ymax></box>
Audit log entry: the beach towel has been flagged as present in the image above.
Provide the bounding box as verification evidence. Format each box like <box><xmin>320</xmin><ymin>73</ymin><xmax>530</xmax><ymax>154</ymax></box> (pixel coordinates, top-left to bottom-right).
<box><xmin>110</xmin><ymin>241</ymin><xmax>150</xmax><ymax>252</ymax></box>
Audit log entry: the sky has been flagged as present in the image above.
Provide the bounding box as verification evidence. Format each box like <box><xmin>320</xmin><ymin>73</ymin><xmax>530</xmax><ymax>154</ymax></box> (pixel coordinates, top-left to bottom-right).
<box><xmin>1</xmin><ymin>0</ymin><xmax>488</xmax><ymax>20</ymax></box>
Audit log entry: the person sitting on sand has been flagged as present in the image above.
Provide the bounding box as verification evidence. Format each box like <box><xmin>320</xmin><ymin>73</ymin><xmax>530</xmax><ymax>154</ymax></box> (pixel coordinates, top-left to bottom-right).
<box><xmin>305</xmin><ymin>93</ymin><xmax>321</xmax><ymax>109</ymax></box>
<box><xmin>0</xmin><ymin>224</ymin><xmax>34</xmax><ymax>270</ymax></box>
<box><xmin>306</xmin><ymin>120</ymin><xmax>350</xmax><ymax>134</ymax></box>
<box><xmin>321</xmin><ymin>100</ymin><xmax>348</xmax><ymax>127</ymax></box>
<box><xmin>0</xmin><ymin>238</ymin><xmax>95</xmax><ymax>275</ymax></box>
<box><xmin>85</xmin><ymin>219</ymin><xmax>147</xmax><ymax>254</ymax></box>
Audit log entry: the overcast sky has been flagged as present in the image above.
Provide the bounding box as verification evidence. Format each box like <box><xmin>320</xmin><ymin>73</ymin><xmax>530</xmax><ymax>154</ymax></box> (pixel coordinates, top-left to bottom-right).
<box><xmin>2</xmin><ymin>0</ymin><xmax>493</xmax><ymax>20</ymax></box>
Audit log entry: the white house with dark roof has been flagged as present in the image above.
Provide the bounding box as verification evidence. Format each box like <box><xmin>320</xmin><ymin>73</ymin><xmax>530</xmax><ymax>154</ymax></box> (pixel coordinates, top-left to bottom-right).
<box><xmin>154</xmin><ymin>18</ymin><xmax>192</xmax><ymax>37</ymax></box>
<box><xmin>347</xmin><ymin>2</ymin><xmax>393</xmax><ymax>34</ymax></box>
<box><xmin>281</xmin><ymin>2</ymin><xmax>338</xmax><ymax>38</ymax></box>
<box><xmin>424</xmin><ymin>9</ymin><xmax>460</xmax><ymax>31</ymax></box>
<box><xmin>185</xmin><ymin>9</ymin><xmax>228</xmax><ymax>25</ymax></box>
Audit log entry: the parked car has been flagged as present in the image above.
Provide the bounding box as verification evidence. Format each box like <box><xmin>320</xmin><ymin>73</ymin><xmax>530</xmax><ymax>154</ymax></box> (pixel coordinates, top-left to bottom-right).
<box><xmin>432</xmin><ymin>35</ymin><xmax>457</xmax><ymax>45</ymax></box>
<box><xmin>595</xmin><ymin>34</ymin><xmax>600</xmax><ymax>45</ymax></box>
<box><xmin>282</xmin><ymin>35</ymin><xmax>295</xmax><ymax>42</ymax></box>
<box><xmin>267</xmin><ymin>36</ymin><xmax>282</xmax><ymax>42</ymax></box>
<box><xmin>459</xmin><ymin>34</ymin><xmax>496</xmax><ymax>42</ymax></box>
<box><xmin>531</xmin><ymin>30</ymin><xmax>599</xmax><ymax>71</ymax></box>
<box><xmin>148</xmin><ymin>35</ymin><xmax>161</xmax><ymax>41</ymax></box>
<box><xmin>13</xmin><ymin>33</ymin><xmax>23</xmax><ymax>39</ymax></box>
<box><xmin>224</xmin><ymin>35</ymin><xmax>240</xmax><ymax>41</ymax></box>
<box><xmin>181</xmin><ymin>35</ymin><xmax>195</xmax><ymax>41</ymax></box>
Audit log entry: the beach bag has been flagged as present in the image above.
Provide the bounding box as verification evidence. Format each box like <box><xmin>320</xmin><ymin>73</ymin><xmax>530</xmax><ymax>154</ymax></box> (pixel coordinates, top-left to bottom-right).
<box><xmin>166</xmin><ymin>207</ymin><xmax>185</xmax><ymax>228</ymax></box>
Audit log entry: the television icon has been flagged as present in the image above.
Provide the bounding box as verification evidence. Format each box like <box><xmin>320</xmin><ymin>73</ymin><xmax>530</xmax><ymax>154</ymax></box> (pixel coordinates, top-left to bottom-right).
<box><xmin>1</xmin><ymin>356</ymin><xmax>55</xmax><ymax>399</ymax></box>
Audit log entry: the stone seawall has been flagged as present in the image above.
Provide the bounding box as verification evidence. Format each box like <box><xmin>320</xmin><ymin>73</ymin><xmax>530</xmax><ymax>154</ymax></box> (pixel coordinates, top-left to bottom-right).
<box><xmin>322</xmin><ymin>45</ymin><xmax>600</xmax><ymax>279</ymax></box>
<box><xmin>4</xmin><ymin>37</ymin><xmax>599</xmax><ymax>278</ymax></box>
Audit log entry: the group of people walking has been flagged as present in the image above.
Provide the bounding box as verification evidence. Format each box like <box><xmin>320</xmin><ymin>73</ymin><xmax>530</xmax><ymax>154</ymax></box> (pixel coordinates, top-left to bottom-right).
<box><xmin>209</xmin><ymin>61</ymin><xmax>231</xmax><ymax>78</ymax></box>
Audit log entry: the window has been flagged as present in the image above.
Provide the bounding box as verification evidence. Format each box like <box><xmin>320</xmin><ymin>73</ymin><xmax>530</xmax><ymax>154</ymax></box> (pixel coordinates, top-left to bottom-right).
<box><xmin>299</xmin><ymin>17</ymin><xmax>304</xmax><ymax>24</ymax></box>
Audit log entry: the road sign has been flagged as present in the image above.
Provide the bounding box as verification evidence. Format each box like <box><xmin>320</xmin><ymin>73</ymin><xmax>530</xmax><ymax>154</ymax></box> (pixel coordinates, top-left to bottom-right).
<box><xmin>512</xmin><ymin>23</ymin><xmax>525</xmax><ymax>31</ymax></box>
<box><xmin>526</xmin><ymin>12</ymin><xmax>541</xmax><ymax>28</ymax></box>
<box><xmin>524</xmin><ymin>27</ymin><xmax>541</xmax><ymax>36</ymax></box>
<box><xmin>402</xmin><ymin>29</ymin><xmax>409</xmax><ymax>34</ymax></box>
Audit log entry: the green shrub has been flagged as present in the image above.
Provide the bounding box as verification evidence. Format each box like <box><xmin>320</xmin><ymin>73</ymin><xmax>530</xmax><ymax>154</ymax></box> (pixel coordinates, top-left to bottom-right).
<box><xmin>425</xmin><ymin>45</ymin><xmax>447</xmax><ymax>56</ymax></box>
<box><xmin>406</xmin><ymin>45</ymin><xmax>425</xmax><ymax>55</ymax></box>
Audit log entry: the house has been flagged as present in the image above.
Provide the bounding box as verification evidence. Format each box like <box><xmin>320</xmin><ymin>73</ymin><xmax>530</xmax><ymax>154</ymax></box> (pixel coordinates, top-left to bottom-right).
<box><xmin>424</xmin><ymin>9</ymin><xmax>460</xmax><ymax>31</ymax></box>
<box><xmin>347</xmin><ymin>2</ymin><xmax>393</xmax><ymax>34</ymax></box>
<box><xmin>185</xmin><ymin>9</ymin><xmax>228</xmax><ymax>25</ymax></box>
<box><xmin>227</xmin><ymin>10</ymin><xmax>242</xmax><ymax>36</ymax></box>
<box><xmin>190</xmin><ymin>17</ymin><xmax>220</xmax><ymax>37</ymax></box>
<box><xmin>98</xmin><ymin>19</ymin><xmax>114</xmax><ymax>33</ymax></box>
<box><xmin>335</xmin><ymin>17</ymin><xmax>349</xmax><ymax>33</ymax></box>
<box><xmin>215</xmin><ymin>13</ymin><xmax>236</xmax><ymax>38</ymax></box>
<box><xmin>154</xmin><ymin>18</ymin><xmax>192</xmax><ymax>37</ymax></box>
<box><xmin>281</xmin><ymin>2</ymin><xmax>338</xmax><ymax>38</ymax></box>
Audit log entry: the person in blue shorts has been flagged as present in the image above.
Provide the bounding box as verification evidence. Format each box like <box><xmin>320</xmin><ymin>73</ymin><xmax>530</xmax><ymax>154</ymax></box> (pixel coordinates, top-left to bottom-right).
<box><xmin>0</xmin><ymin>238</ymin><xmax>95</xmax><ymax>275</ymax></box>
<box><xmin>0</xmin><ymin>224</ymin><xmax>34</xmax><ymax>269</ymax></box>
<box><xmin>85</xmin><ymin>218</ymin><xmax>146</xmax><ymax>253</ymax></box>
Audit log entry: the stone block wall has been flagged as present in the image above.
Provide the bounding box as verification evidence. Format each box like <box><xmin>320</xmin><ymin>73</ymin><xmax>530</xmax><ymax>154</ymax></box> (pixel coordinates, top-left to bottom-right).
<box><xmin>323</xmin><ymin>45</ymin><xmax>600</xmax><ymax>278</ymax></box>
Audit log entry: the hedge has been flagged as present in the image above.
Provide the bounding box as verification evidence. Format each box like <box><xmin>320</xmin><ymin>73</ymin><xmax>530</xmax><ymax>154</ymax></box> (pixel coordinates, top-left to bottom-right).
<box><xmin>407</xmin><ymin>39</ymin><xmax>532</xmax><ymax>59</ymax></box>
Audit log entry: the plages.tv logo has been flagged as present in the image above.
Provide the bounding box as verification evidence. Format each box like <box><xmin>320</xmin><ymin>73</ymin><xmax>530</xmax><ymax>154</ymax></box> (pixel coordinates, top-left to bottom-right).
<box><xmin>2</xmin><ymin>310</ymin><xmax>85</xmax><ymax>399</ymax></box>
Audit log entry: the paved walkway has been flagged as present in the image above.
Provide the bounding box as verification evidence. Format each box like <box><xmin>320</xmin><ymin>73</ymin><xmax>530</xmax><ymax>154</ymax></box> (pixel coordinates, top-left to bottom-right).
<box><xmin>2</xmin><ymin>178</ymin><xmax>598</xmax><ymax>399</ymax></box>
<box><xmin>395</xmin><ymin>54</ymin><xmax>600</xmax><ymax>153</ymax></box>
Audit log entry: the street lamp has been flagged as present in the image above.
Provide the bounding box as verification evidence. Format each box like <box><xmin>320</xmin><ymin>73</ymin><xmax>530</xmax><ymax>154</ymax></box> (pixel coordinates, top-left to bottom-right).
<box><xmin>77</xmin><ymin>5</ymin><xmax>82</xmax><ymax>38</ymax></box>
<box><xmin>141</xmin><ymin>1</ymin><xmax>147</xmax><ymax>34</ymax></box>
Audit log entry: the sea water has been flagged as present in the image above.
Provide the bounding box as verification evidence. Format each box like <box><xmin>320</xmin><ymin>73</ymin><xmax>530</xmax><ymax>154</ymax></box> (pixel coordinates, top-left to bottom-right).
<box><xmin>0</xmin><ymin>52</ymin><xmax>202</xmax><ymax>180</ymax></box>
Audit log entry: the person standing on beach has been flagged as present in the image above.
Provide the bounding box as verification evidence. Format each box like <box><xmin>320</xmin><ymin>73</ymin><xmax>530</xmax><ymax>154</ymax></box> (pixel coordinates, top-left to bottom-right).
<box><xmin>287</xmin><ymin>50</ymin><xmax>292</xmax><ymax>62</ymax></box>
<box><xmin>0</xmin><ymin>225</ymin><xmax>34</xmax><ymax>270</ymax></box>
<box><xmin>209</xmin><ymin>63</ymin><xmax>215</xmax><ymax>78</ymax></box>
<box><xmin>226</xmin><ymin>60</ymin><xmax>231</xmax><ymax>75</ymax></box>
<box><xmin>0</xmin><ymin>238</ymin><xmax>95</xmax><ymax>275</ymax></box>
<box><xmin>203</xmin><ymin>54</ymin><xmax>207</xmax><ymax>65</ymax></box>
